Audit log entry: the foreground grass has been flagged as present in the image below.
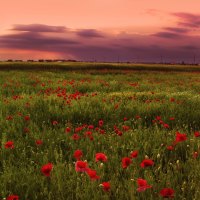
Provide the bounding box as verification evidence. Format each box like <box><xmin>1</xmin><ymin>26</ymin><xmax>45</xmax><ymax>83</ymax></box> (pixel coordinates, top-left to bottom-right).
<box><xmin>0</xmin><ymin>67</ymin><xmax>200</xmax><ymax>199</ymax></box>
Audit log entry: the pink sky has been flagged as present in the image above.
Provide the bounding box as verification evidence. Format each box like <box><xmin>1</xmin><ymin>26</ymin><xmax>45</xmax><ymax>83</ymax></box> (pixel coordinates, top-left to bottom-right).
<box><xmin>1</xmin><ymin>0</ymin><xmax>200</xmax><ymax>62</ymax></box>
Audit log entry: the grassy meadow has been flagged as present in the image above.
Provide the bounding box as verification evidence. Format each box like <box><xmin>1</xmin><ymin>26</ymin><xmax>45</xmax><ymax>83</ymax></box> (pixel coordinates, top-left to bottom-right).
<box><xmin>0</xmin><ymin>62</ymin><xmax>200</xmax><ymax>199</ymax></box>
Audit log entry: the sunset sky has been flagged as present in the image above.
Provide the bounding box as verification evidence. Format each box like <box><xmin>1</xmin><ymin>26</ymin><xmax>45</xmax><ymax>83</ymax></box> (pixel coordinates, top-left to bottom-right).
<box><xmin>1</xmin><ymin>0</ymin><xmax>200</xmax><ymax>62</ymax></box>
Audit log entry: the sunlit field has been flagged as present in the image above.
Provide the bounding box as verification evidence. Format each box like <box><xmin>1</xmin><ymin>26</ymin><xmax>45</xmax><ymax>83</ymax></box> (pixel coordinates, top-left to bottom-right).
<box><xmin>0</xmin><ymin>63</ymin><xmax>200</xmax><ymax>199</ymax></box>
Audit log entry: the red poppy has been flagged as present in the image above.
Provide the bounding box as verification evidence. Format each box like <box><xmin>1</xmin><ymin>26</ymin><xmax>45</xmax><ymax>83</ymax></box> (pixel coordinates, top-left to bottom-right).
<box><xmin>72</xmin><ymin>134</ymin><xmax>80</xmax><ymax>140</ymax></box>
<box><xmin>35</xmin><ymin>140</ymin><xmax>43</xmax><ymax>146</ymax></box>
<box><xmin>193</xmin><ymin>152</ymin><xmax>198</xmax><ymax>159</ymax></box>
<box><xmin>122</xmin><ymin>157</ymin><xmax>132</xmax><ymax>169</ymax></box>
<box><xmin>169</xmin><ymin>117</ymin><xmax>175</xmax><ymax>121</ymax></box>
<box><xmin>65</xmin><ymin>127</ymin><xmax>71</xmax><ymax>133</ymax></box>
<box><xmin>6</xmin><ymin>115</ymin><xmax>13</xmax><ymax>120</ymax></box>
<box><xmin>6</xmin><ymin>195</ymin><xmax>19</xmax><ymax>200</ymax></box>
<box><xmin>175</xmin><ymin>132</ymin><xmax>187</xmax><ymax>142</ymax></box>
<box><xmin>163</xmin><ymin>124</ymin><xmax>169</xmax><ymax>129</ymax></box>
<box><xmin>101</xmin><ymin>182</ymin><xmax>110</xmax><ymax>192</ymax></box>
<box><xmin>130</xmin><ymin>151</ymin><xmax>138</xmax><ymax>158</ymax></box>
<box><xmin>75</xmin><ymin>161</ymin><xmax>88</xmax><ymax>172</ymax></box>
<box><xmin>24</xmin><ymin>115</ymin><xmax>30</xmax><ymax>121</ymax></box>
<box><xmin>194</xmin><ymin>131</ymin><xmax>200</xmax><ymax>137</ymax></box>
<box><xmin>73</xmin><ymin>150</ymin><xmax>83</xmax><ymax>160</ymax></box>
<box><xmin>52</xmin><ymin>120</ymin><xmax>58</xmax><ymax>125</ymax></box>
<box><xmin>137</xmin><ymin>178</ymin><xmax>152</xmax><ymax>192</ymax></box>
<box><xmin>123</xmin><ymin>117</ymin><xmax>128</xmax><ymax>121</ymax></box>
<box><xmin>99</xmin><ymin>120</ymin><xmax>104</xmax><ymax>127</ymax></box>
<box><xmin>41</xmin><ymin>163</ymin><xmax>53</xmax><ymax>177</ymax></box>
<box><xmin>160</xmin><ymin>188</ymin><xmax>175</xmax><ymax>198</ymax></box>
<box><xmin>156</xmin><ymin>116</ymin><xmax>161</xmax><ymax>120</ymax></box>
<box><xmin>86</xmin><ymin>168</ymin><xmax>100</xmax><ymax>180</ymax></box>
<box><xmin>95</xmin><ymin>153</ymin><xmax>108</xmax><ymax>162</ymax></box>
<box><xmin>140</xmin><ymin>159</ymin><xmax>154</xmax><ymax>168</ymax></box>
<box><xmin>88</xmin><ymin>125</ymin><xmax>94</xmax><ymax>129</ymax></box>
<box><xmin>167</xmin><ymin>146</ymin><xmax>174</xmax><ymax>151</ymax></box>
<box><xmin>122</xmin><ymin>125</ymin><xmax>130</xmax><ymax>131</ymax></box>
<box><xmin>5</xmin><ymin>141</ymin><xmax>14</xmax><ymax>149</ymax></box>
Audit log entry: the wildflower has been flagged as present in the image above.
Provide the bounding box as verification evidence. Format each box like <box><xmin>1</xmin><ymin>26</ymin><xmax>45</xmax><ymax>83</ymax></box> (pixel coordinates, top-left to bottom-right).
<box><xmin>194</xmin><ymin>131</ymin><xmax>200</xmax><ymax>137</ymax></box>
<box><xmin>24</xmin><ymin>115</ymin><xmax>30</xmax><ymax>121</ymax></box>
<box><xmin>65</xmin><ymin>127</ymin><xmax>71</xmax><ymax>133</ymax></box>
<box><xmin>193</xmin><ymin>152</ymin><xmax>198</xmax><ymax>159</ymax></box>
<box><xmin>72</xmin><ymin>134</ymin><xmax>80</xmax><ymax>140</ymax></box>
<box><xmin>140</xmin><ymin>159</ymin><xmax>154</xmax><ymax>168</ymax></box>
<box><xmin>167</xmin><ymin>146</ymin><xmax>174</xmax><ymax>151</ymax></box>
<box><xmin>169</xmin><ymin>117</ymin><xmax>175</xmax><ymax>121</ymax></box>
<box><xmin>95</xmin><ymin>153</ymin><xmax>108</xmax><ymax>162</ymax></box>
<box><xmin>123</xmin><ymin>117</ymin><xmax>128</xmax><ymax>121</ymax></box>
<box><xmin>75</xmin><ymin>161</ymin><xmax>88</xmax><ymax>172</ymax></box>
<box><xmin>137</xmin><ymin>178</ymin><xmax>152</xmax><ymax>192</ymax></box>
<box><xmin>35</xmin><ymin>140</ymin><xmax>43</xmax><ymax>146</ymax></box>
<box><xmin>122</xmin><ymin>125</ymin><xmax>130</xmax><ymax>131</ymax></box>
<box><xmin>88</xmin><ymin>125</ymin><xmax>94</xmax><ymax>129</ymax></box>
<box><xmin>130</xmin><ymin>151</ymin><xmax>138</xmax><ymax>158</ymax></box>
<box><xmin>5</xmin><ymin>141</ymin><xmax>14</xmax><ymax>149</ymax></box>
<box><xmin>6</xmin><ymin>115</ymin><xmax>13</xmax><ymax>120</ymax></box>
<box><xmin>122</xmin><ymin>157</ymin><xmax>132</xmax><ymax>169</ymax></box>
<box><xmin>52</xmin><ymin>120</ymin><xmax>58</xmax><ymax>125</ymax></box>
<box><xmin>99</xmin><ymin>120</ymin><xmax>104</xmax><ymax>127</ymax></box>
<box><xmin>163</xmin><ymin>124</ymin><xmax>169</xmax><ymax>129</ymax></box>
<box><xmin>101</xmin><ymin>182</ymin><xmax>110</xmax><ymax>192</ymax></box>
<box><xmin>160</xmin><ymin>188</ymin><xmax>175</xmax><ymax>198</ymax></box>
<box><xmin>86</xmin><ymin>168</ymin><xmax>100</xmax><ymax>180</ymax></box>
<box><xmin>73</xmin><ymin>150</ymin><xmax>83</xmax><ymax>160</ymax></box>
<box><xmin>41</xmin><ymin>163</ymin><xmax>53</xmax><ymax>177</ymax></box>
<box><xmin>6</xmin><ymin>195</ymin><xmax>19</xmax><ymax>200</ymax></box>
<box><xmin>175</xmin><ymin>132</ymin><xmax>187</xmax><ymax>142</ymax></box>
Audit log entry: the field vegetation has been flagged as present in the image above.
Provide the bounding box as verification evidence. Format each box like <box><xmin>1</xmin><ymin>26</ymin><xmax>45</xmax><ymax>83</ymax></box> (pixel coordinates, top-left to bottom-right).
<box><xmin>0</xmin><ymin>63</ymin><xmax>200</xmax><ymax>199</ymax></box>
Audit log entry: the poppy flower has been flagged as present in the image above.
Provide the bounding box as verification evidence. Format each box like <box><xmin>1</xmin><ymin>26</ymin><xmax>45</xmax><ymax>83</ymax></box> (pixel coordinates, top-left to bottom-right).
<box><xmin>193</xmin><ymin>152</ymin><xmax>198</xmax><ymax>159</ymax></box>
<box><xmin>75</xmin><ymin>161</ymin><xmax>88</xmax><ymax>172</ymax></box>
<box><xmin>194</xmin><ymin>131</ymin><xmax>200</xmax><ymax>137</ymax></box>
<box><xmin>72</xmin><ymin>134</ymin><xmax>80</xmax><ymax>140</ymax></box>
<box><xmin>95</xmin><ymin>153</ymin><xmax>108</xmax><ymax>162</ymax></box>
<box><xmin>130</xmin><ymin>151</ymin><xmax>138</xmax><ymax>158</ymax></box>
<box><xmin>52</xmin><ymin>120</ymin><xmax>58</xmax><ymax>125</ymax></box>
<box><xmin>41</xmin><ymin>163</ymin><xmax>53</xmax><ymax>177</ymax></box>
<box><xmin>73</xmin><ymin>150</ymin><xmax>83</xmax><ymax>160</ymax></box>
<box><xmin>88</xmin><ymin>125</ymin><xmax>94</xmax><ymax>129</ymax></box>
<box><xmin>122</xmin><ymin>157</ymin><xmax>132</xmax><ymax>169</ymax></box>
<box><xmin>86</xmin><ymin>168</ymin><xmax>100</xmax><ymax>180</ymax></box>
<box><xmin>6</xmin><ymin>115</ymin><xmax>13</xmax><ymax>120</ymax></box>
<box><xmin>175</xmin><ymin>132</ymin><xmax>187</xmax><ymax>142</ymax></box>
<box><xmin>35</xmin><ymin>139</ymin><xmax>43</xmax><ymax>146</ymax></box>
<box><xmin>167</xmin><ymin>146</ymin><xmax>174</xmax><ymax>151</ymax></box>
<box><xmin>99</xmin><ymin>120</ymin><xmax>104</xmax><ymax>127</ymax></box>
<box><xmin>160</xmin><ymin>188</ymin><xmax>175</xmax><ymax>198</ymax></box>
<box><xmin>5</xmin><ymin>141</ymin><xmax>14</xmax><ymax>149</ymax></box>
<box><xmin>137</xmin><ymin>178</ymin><xmax>152</xmax><ymax>192</ymax></box>
<box><xmin>24</xmin><ymin>115</ymin><xmax>30</xmax><ymax>121</ymax></box>
<box><xmin>65</xmin><ymin>127</ymin><xmax>71</xmax><ymax>133</ymax></box>
<box><xmin>163</xmin><ymin>124</ymin><xmax>169</xmax><ymax>129</ymax></box>
<box><xmin>101</xmin><ymin>182</ymin><xmax>110</xmax><ymax>192</ymax></box>
<box><xmin>122</xmin><ymin>125</ymin><xmax>130</xmax><ymax>131</ymax></box>
<box><xmin>140</xmin><ymin>159</ymin><xmax>154</xmax><ymax>168</ymax></box>
<box><xmin>6</xmin><ymin>195</ymin><xmax>19</xmax><ymax>200</ymax></box>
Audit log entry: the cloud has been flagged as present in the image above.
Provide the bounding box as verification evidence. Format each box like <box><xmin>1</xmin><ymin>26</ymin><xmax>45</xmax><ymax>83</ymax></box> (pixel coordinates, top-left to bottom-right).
<box><xmin>0</xmin><ymin>24</ymin><xmax>200</xmax><ymax>62</ymax></box>
<box><xmin>173</xmin><ymin>12</ymin><xmax>200</xmax><ymax>28</ymax></box>
<box><xmin>11</xmin><ymin>24</ymin><xmax>68</xmax><ymax>33</ymax></box>
<box><xmin>76</xmin><ymin>29</ymin><xmax>104</xmax><ymax>38</ymax></box>
<box><xmin>152</xmin><ymin>31</ymin><xmax>182</xmax><ymax>39</ymax></box>
<box><xmin>164</xmin><ymin>27</ymin><xmax>189</xmax><ymax>34</ymax></box>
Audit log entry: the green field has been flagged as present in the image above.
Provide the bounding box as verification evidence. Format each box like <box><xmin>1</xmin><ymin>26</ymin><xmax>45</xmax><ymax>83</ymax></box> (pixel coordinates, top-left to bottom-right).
<box><xmin>0</xmin><ymin>63</ymin><xmax>200</xmax><ymax>199</ymax></box>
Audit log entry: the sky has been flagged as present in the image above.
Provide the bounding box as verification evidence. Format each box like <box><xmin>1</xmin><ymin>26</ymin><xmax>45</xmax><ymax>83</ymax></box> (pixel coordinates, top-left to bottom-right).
<box><xmin>0</xmin><ymin>0</ymin><xmax>200</xmax><ymax>63</ymax></box>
